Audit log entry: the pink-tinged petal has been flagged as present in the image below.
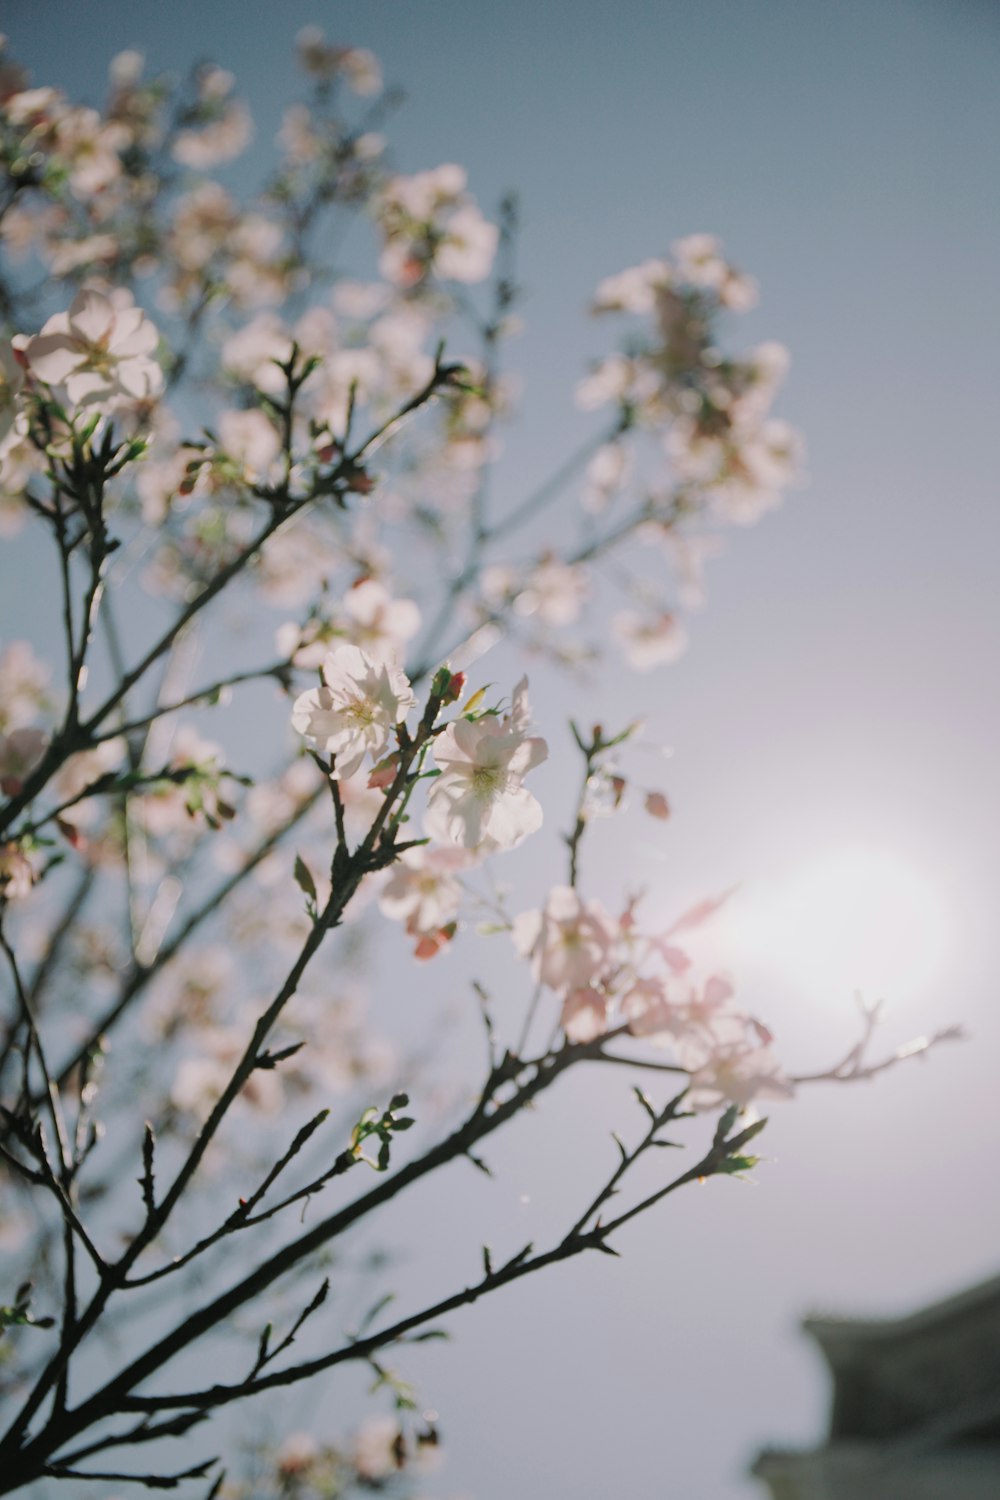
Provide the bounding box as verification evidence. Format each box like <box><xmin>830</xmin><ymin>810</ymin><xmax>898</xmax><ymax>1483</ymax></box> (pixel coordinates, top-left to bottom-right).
<box><xmin>561</xmin><ymin>988</ymin><xmax>608</xmax><ymax>1043</ymax></box>
<box><xmin>69</xmin><ymin>289</ymin><xmax>114</xmax><ymax>344</ymax></box>
<box><xmin>703</xmin><ymin>974</ymin><xmax>734</xmax><ymax>1007</ymax></box>
<box><xmin>659</xmin><ymin>943</ymin><xmax>691</xmax><ymax>975</ymax></box>
<box><xmin>510</xmin><ymin>907</ymin><xmax>543</xmax><ymax>960</ymax></box>
<box><xmin>546</xmin><ymin>886</ymin><xmax>581</xmax><ymax>922</ymax></box>
<box><xmin>25</xmin><ymin>334</ymin><xmax>83</xmax><ymax>385</ymax></box>
<box><xmin>666</xmin><ymin>885</ymin><xmax>740</xmax><ymax>937</ymax></box>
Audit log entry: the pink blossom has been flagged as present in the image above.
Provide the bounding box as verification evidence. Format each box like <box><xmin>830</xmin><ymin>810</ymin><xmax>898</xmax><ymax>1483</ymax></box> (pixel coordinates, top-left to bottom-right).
<box><xmin>622</xmin><ymin>975</ymin><xmax>679</xmax><ymax>1040</ymax></box>
<box><xmin>379</xmin><ymin>845</ymin><xmax>474</xmax><ymax>957</ymax></box>
<box><xmin>561</xmin><ymin>986</ymin><xmax>610</xmax><ymax>1043</ymax></box>
<box><xmin>677</xmin><ymin>1028</ymin><xmax>794</xmax><ymax>1112</ymax></box>
<box><xmin>0</xmin><ymin>841</ymin><xmax>33</xmax><ymax>901</ymax></box>
<box><xmin>0</xmin><ymin>725</ymin><xmax>47</xmax><ymax>795</ymax></box>
<box><xmin>512</xmin><ymin>885</ymin><xmax>617</xmax><ymax>993</ymax></box>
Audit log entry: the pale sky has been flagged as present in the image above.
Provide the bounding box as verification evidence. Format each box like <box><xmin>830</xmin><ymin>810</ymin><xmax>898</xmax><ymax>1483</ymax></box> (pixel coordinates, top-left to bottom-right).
<box><xmin>4</xmin><ymin>2</ymin><xmax>1000</xmax><ymax>1496</ymax></box>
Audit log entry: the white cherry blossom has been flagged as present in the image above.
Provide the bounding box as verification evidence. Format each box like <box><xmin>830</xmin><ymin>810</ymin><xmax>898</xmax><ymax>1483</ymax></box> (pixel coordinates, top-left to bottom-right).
<box><xmin>292</xmin><ymin>643</ymin><xmax>415</xmax><ymax>781</ymax></box>
<box><xmin>424</xmin><ymin>678</ymin><xmax>547</xmax><ymax>853</ymax></box>
<box><xmin>26</xmin><ymin>287</ymin><xmax>163</xmax><ymax>409</ymax></box>
<box><xmin>342</xmin><ymin>579</ymin><xmax>420</xmax><ymax>661</ymax></box>
<box><xmin>612</xmin><ymin>610</ymin><xmax>689</xmax><ymax>672</ymax></box>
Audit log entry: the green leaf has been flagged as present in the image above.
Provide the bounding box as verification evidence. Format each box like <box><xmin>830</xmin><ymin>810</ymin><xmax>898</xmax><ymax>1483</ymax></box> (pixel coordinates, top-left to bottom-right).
<box><xmin>715</xmin><ymin>1155</ymin><xmax>759</xmax><ymax>1176</ymax></box>
<box><xmin>714</xmin><ymin>1104</ymin><xmax>740</xmax><ymax>1146</ymax></box>
<box><xmin>293</xmin><ymin>854</ymin><xmax>317</xmax><ymax>901</ymax></box>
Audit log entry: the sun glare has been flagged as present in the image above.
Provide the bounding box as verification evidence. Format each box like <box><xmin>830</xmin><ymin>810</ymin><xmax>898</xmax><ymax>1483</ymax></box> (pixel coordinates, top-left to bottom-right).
<box><xmin>716</xmin><ymin>846</ymin><xmax>951</xmax><ymax>1007</ymax></box>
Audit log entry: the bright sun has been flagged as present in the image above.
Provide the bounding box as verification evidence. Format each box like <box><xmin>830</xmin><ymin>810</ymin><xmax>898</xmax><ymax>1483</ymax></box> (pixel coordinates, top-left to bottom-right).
<box><xmin>716</xmin><ymin>846</ymin><xmax>951</xmax><ymax>1006</ymax></box>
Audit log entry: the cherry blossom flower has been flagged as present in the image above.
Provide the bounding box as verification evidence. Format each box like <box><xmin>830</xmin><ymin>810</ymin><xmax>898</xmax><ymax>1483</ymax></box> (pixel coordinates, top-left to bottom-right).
<box><xmin>52</xmin><ymin>105</ymin><xmax>130</xmax><ymax>197</ymax></box>
<box><xmin>50</xmin><ymin>737</ymin><xmax>126</xmax><ymax>831</ymax></box>
<box><xmin>592</xmin><ymin>258</ymin><xmax>672</xmax><ymax>315</ymax></box>
<box><xmin>292</xmin><ymin>643</ymin><xmax>415</xmax><ymax>780</ymax></box>
<box><xmin>512</xmin><ymin>885</ymin><xmax>617</xmax><ymax>992</ymax></box>
<box><xmin>622</xmin><ymin>974</ymin><xmax>679</xmax><ymax>1040</ymax></box>
<box><xmin>376</xmin><ymin>165</ymin><xmax>498</xmax><ymax>287</ymax></box>
<box><xmin>379</xmin><ymin>845</ymin><xmax>475</xmax><ymax>957</ymax></box>
<box><xmin>217</xmin><ymin>407</ymin><xmax>281</xmax><ymax>481</ymax></box>
<box><xmin>352</xmin><ymin>1417</ymin><xmax>404</xmax><ymax>1482</ymax></box>
<box><xmin>560</xmin><ymin>986</ymin><xmax>611</xmax><ymax>1043</ymax></box>
<box><xmin>0</xmin><ymin>726</ymin><xmax>47</xmax><ymax>795</ymax></box>
<box><xmin>676</xmin><ymin>1022</ymin><xmax>794</xmax><ymax>1112</ymax></box>
<box><xmin>612</xmin><ymin>610</ymin><xmax>688</xmax><ymax>672</ymax></box>
<box><xmin>0</xmin><ymin>641</ymin><xmax>51</xmax><ymax>732</ymax></box>
<box><xmin>482</xmin><ymin>558</ymin><xmax>589</xmax><ymax>628</ymax></box>
<box><xmin>0</xmin><ymin>841</ymin><xmax>34</xmax><ymax>901</ymax></box>
<box><xmin>425</xmin><ymin>678</ymin><xmax>547</xmax><ymax>853</ymax></box>
<box><xmin>296</xmin><ymin>29</ymin><xmax>382</xmax><ymax>94</ymax></box>
<box><xmin>341</xmin><ymin>578</ymin><xmax>421</xmax><ymax>661</ymax></box>
<box><xmin>26</xmin><ymin>287</ymin><xmax>163</xmax><ymax>409</ymax></box>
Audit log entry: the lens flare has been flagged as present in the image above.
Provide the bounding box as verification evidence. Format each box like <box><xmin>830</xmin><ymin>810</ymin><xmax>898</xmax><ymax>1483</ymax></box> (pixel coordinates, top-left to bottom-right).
<box><xmin>718</xmin><ymin>846</ymin><xmax>951</xmax><ymax>1006</ymax></box>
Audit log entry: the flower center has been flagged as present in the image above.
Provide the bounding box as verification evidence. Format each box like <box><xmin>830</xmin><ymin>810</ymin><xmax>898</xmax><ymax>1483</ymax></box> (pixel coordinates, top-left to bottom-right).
<box><xmin>471</xmin><ymin>764</ymin><xmax>503</xmax><ymax>797</ymax></box>
<box><xmin>344</xmin><ymin>695</ymin><xmax>376</xmax><ymax>727</ymax></box>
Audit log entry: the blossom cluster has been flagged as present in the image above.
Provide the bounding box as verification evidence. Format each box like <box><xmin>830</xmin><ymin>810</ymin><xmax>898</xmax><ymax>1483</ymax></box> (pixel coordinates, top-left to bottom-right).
<box><xmin>292</xmin><ymin>645</ymin><xmax>547</xmax><ymax>842</ymax></box>
<box><xmin>513</xmin><ymin>885</ymin><xmax>793</xmax><ymax>1111</ymax></box>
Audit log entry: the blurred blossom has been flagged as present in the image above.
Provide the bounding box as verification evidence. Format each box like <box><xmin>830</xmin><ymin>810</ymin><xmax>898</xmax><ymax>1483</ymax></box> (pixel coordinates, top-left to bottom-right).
<box><xmin>376</xmin><ymin>164</ymin><xmax>498</xmax><ymax>287</ymax></box>
<box><xmin>612</xmin><ymin>610</ymin><xmax>688</xmax><ymax>671</ymax></box>
<box><xmin>0</xmin><ymin>640</ymin><xmax>52</xmax><ymax>732</ymax></box>
<box><xmin>296</xmin><ymin>28</ymin><xmax>383</xmax><ymax>94</ymax></box>
<box><xmin>512</xmin><ymin>885</ymin><xmax>617</xmax><ymax>992</ymax></box>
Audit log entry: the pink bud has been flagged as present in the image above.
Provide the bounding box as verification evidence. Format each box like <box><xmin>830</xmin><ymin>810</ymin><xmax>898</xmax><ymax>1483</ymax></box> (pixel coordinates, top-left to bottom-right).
<box><xmin>644</xmin><ymin>790</ymin><xmax>671</xmax><ymax>820</ymax></box>
<box><xmin>367</xmin><ymin>753</ymin><xmax>400</xmax><ymax>790</ymax></box>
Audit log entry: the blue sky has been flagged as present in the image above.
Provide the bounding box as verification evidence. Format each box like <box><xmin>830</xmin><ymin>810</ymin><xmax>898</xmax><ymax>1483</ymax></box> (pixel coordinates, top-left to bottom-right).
<box><xmin>4</xmin><ymin>2</ymin><xmax>1000</xmax><ymax>1496</ymax></box>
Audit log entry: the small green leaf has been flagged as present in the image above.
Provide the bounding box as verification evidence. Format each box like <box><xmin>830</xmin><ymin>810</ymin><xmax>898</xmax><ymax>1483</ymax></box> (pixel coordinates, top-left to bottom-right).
<box><xmin>293</xmin><ymin>854</ymin><xmax>317</xmax><ymax>901</ymax></box>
